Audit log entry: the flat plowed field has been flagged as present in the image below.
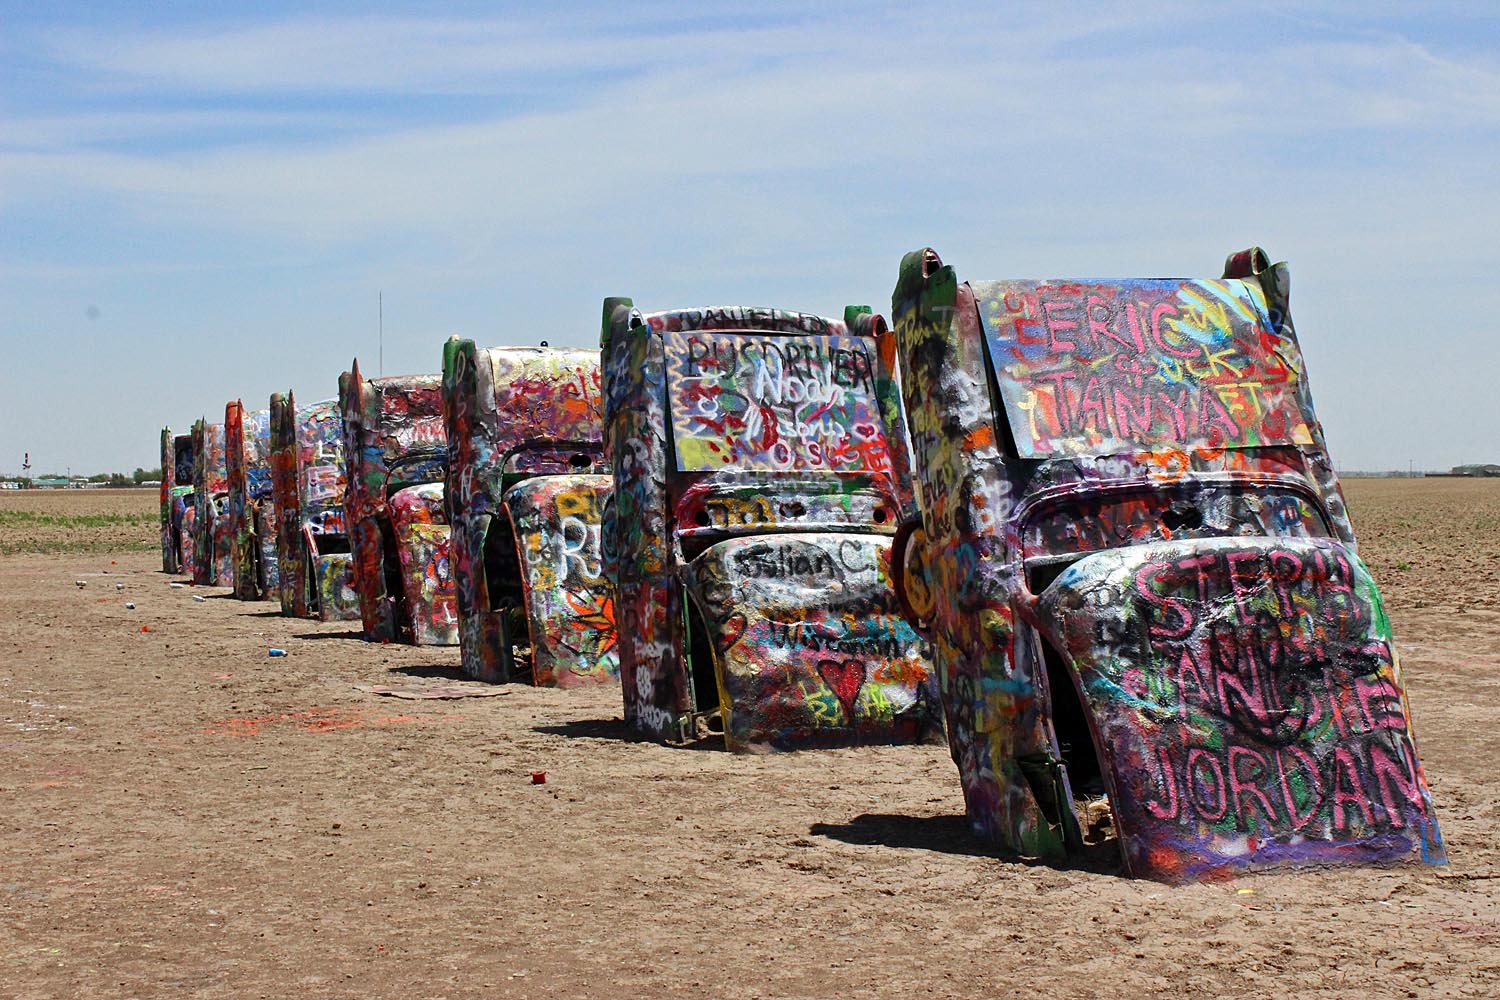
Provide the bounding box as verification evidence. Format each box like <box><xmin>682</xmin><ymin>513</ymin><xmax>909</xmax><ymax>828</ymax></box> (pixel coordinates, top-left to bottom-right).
<box><xmin>2</xmin><ymin>481</ymin><xmax>1497</xmax><ymax>999</ymax></box>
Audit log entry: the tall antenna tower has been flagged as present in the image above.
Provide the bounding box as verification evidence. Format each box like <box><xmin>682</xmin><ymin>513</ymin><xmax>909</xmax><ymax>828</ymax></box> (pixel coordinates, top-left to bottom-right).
<box><xmin>379</xmin><ymin>291</ymin><xmax>384</xmax><ymax>376</ymax></box>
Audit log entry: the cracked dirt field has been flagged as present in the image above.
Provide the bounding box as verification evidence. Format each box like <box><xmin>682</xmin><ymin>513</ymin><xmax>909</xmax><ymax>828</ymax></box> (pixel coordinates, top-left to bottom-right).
<box><xmin>1</xmin><ymin>481</ymin><xmax>1498</xmax><ymax>999</ymax></box>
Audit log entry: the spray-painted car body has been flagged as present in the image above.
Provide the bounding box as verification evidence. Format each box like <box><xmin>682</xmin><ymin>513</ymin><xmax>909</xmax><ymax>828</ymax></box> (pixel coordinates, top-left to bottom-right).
<box><xmin>159</xmin><ymin>429</ymin><xmax>195</xmax><ymax>574</ymax></box>
<box><xmin>442</xmin><ymin>340</ymin><xmax>617</xmax><ymax>687</ymax></box>
<box><xmin>269</xmin><ymin>392</ymin><xmax>360</xmax><ymax>621</ymax></box>
<box><xmin>601</xmin><ymin>301</ymin><xmax>941</xmax><ymax>752</ymax></box>
<box><xmin>387</xmin><ymin>480</ymin><xmax>457</xmax><ymax>645</ymax></box>
<box><xmin>339</xmin><ymin>364</ymin><xmax>455</xmax><ymax>644</ymax></box>
<box><xmin>225</xmin><ymin>401</ymin><xmax>279</xmax><ymax>599</ymax></box>
<box><xmin>190</xmin><ymin>418</ymin><xmax>233</xmax><ymax>587</ymax></box>
<box><xmin>889</xmin><ymin>246</ymin><xmax>1443</xmax><ymax>881</ymax></box>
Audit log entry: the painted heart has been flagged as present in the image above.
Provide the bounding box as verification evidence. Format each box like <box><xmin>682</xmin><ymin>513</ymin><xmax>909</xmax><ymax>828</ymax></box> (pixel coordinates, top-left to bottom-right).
<box><xmin>817</xmin><ymin>660</ymin><xmax>865</xmax><ymax>722</ymax></box>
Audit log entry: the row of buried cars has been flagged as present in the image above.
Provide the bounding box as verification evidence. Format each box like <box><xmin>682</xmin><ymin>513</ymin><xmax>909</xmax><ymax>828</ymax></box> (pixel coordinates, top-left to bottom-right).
<box><xmin>157</xmin><ymin>247</ymin><xmax>1445</xmax><ymax>883</ymax></box>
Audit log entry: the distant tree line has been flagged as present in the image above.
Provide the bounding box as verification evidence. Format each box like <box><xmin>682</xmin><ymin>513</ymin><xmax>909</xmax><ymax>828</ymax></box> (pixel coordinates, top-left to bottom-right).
<box><xmin>1</xmin><ymin>467</ymin><xmax>163</xmax><ymax>488</ymax></box>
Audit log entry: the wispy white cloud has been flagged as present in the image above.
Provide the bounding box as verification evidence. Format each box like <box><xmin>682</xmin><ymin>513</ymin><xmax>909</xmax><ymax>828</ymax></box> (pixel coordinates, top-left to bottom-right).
<box><xmin>0</xmin><ymin>109</ymin><xmax>368</xmax><ymax>151</ymax></box>
<box><xmin>8</xmin><ymin>7</ymin><xmax>1496</xmax><ymax>240</ymax></box>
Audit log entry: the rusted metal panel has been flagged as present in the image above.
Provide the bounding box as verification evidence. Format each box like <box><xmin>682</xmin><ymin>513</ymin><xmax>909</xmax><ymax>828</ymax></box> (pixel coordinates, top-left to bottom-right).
<box><xmin>339</xmin><ymin>362</ymin><xmax>452</xmax><ymax>644</ymax></box>
<box><xmin>602</xmin><ymin>301</ymin><xmax>941</xmax><ymax>751</ymax></box>
<box><xmin>889</xmin><ymin>247</ymin><xmax>1442</xmax><ymax>880</ymax></box>
<box><xmin>441</xmin><ymin>339</ymin><xmax>617</xmax><ymax>686</ymax></box>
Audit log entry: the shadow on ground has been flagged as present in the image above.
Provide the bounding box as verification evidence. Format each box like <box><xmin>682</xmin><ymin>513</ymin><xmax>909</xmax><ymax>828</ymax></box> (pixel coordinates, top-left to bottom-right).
<box><xmin>534</xmin><ymin>718</ymin><xmax>723</xmax><ymax>751</ymax></box>
<box><xmin>390</xmin><ymin>664</ymin><xmax>469</xmax><ymax>681</ymax></box>
<box><xmin>811</xmin><ymin>813</ymin><xmax>1126</xmax><ymax>875</ymax></box>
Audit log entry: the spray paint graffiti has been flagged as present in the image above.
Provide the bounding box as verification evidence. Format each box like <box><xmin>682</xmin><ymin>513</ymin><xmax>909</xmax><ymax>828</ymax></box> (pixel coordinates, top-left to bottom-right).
<box><xmin>682</xmin><ymin>532</ymin><xmax>933</xmax><ymax>750</ymax></box>
<box><xmin>225</xmin><ymin>401</ymin><xmax>278</xmax><ymax>600</ymax></box>
<box><xmin>664</xmin><ymin>331</ymin><xmax>892</xmax><ymax>475</ymax></box>
<box><xmin>441</xmin><ymin>339</ymin><xmax>618</xmax><ymax>686</ymax></box>
<box><xmin>503</xmin><ymin>477</ymin><xmax>617</xmax><ymax>687</ymax></box>
<box><xmin>159</xmin><ymin>428</ymin><xmax>174</xmax><ymax>572</ymax></box>
<box><xmin>390</xmin><ymin>483</ymin><xmax>458</xmax><ymax>646</ymax></box>
<box><xmin>270</xmin><ymin>392</ymin><xmax>360</xmax><ymax>621</ymax></box>
<box><xmin>602</xmin><ymin>300</ymin><xmax>940</xmax><ymax>751</ymax></box>
<box><xmin>179</xmin><ymin>504</ymin><xmax>198</xmax><ymax>580</ymax></box>
<box><xmin>190</xmin><ymin>418</ymin><xmax>232</xmax><ymax>587</ymax></box>
<box><xmin>1038</xmin><ymin>537</ymin><xmax>1441</xmax><ymax>880</ymax></box>
<box><xmin>339</xmin><ymin>362</ymin><xmax>453</xmax><ymax>644</ymax></box>
<box><xmin>984</xmin><ymin>280</ymin><xmax>1313</xmax><ymax>458</ymax></box>
<box><xmin>889</xmin><ymin>246</ymin><xmax>1442</xmax><ymax>880</ymax></box>
<box><xmin>158</xmin><ymin>429</ymin><xmax>194</xmax><ymax>574</ymax></box>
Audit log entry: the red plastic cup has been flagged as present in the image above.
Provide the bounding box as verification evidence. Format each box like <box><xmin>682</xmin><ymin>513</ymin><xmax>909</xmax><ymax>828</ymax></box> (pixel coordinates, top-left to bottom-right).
<box><xmin>530</xmin><ymin>771</ymin><xmax>546</xmax><ymax>785</ymax></box>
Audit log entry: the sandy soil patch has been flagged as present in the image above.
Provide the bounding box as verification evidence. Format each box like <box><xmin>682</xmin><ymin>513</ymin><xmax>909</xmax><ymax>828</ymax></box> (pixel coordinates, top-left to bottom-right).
<box><xmin>0</xmin><ymin>481</ymin><xmax>1496</xmax><ymax>998</ymax></box>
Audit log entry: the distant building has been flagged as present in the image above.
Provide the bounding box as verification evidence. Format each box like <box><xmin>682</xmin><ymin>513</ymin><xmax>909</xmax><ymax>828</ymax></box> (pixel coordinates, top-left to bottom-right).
<box><xmin>1450</xmin><ymin>464</ymin><xmax>1500</xmax><ymax>477</ymax></box>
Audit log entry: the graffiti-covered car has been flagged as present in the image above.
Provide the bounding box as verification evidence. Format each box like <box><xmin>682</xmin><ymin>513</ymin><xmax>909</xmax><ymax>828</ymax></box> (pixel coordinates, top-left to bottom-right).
<box><xmin>190</xmin><ymin>418</ymin><xmax>233</xmax><ymax>587</ymax></box>
<box><xmin>601</xmin><ymin>300</ymin><xmax>941</xmax><ymax>752</ymax></box>
<box><xmin>442</xmin><ymin>339</ymin><xmax>617</xmax><ymax>687</ymax></box>
<box><xmin>159</xmin><ymin>428</ymin><xmax>195</xmax><ymax>575</ymax></box>
<box><xmin>889</xmin><ymin>246</ymin><xmax>1444</xmax><ymax>881</ymax></box>
<box><xmin>339</xmin><ymin>363</ymin><xmax>456</xmax><ymax>644</ymax></box>
<box><xmin>269</xmin><ymin>392</ymin><xmax>360</xmax><ymax>621</ymax></box>
<box><xmin>225</xmin><ymin>401</ymin><xmax>278</xmax><ymax>599</ymax></box>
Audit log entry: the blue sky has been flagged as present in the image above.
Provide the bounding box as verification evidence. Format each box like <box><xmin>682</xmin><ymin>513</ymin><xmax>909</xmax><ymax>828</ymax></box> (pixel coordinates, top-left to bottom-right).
<box><xmin>2</xmin><ymin>2</ymin><xmax>1497</xmax><ymax>474</ymax></box>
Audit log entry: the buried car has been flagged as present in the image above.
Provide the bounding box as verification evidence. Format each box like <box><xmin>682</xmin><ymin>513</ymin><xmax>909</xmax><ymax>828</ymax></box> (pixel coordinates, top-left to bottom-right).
<box><xmin>225</xmin><ymin>401</ymin><xmax>279</xmax><ymax>600</ymax></box>
<box><xmin>159</xmin><ymin>428</ymin><xmax>195</xmax><ymax>575</ymax></box>
<box><xmin>888</xmin><ymin>246</ymin><xmax>1443</xmax><ymax>881</ymax></box>
<box><xmin>442</xmin><ymin>339</ymin><xmax>617</xmax><ymax>687</ymax></box>
<box><xmin>339</xmin><ymin>362</ymin><xmax>456</xmax><ymax>645</ymax></box>
<box><xmin>190</xmin><ymin>417</ymin><xmax>233</xmax><ymax>587</ymax></box>
<box><xmin>269</xmin><ymin>392</ymin><xmax>360</xmax><ymax>621</ymax></box>
<box><xmin>601</xmin><ymin>300</ymin><xmax>941</xmax><ymax>751</ymax></box>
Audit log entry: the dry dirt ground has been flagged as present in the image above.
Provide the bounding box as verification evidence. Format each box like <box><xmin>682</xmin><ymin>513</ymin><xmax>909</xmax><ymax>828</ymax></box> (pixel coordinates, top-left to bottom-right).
<box><xmin>1</xmin><ymin>482</ymin><xmax>1497</xmax><ymax>1000</ymax></box>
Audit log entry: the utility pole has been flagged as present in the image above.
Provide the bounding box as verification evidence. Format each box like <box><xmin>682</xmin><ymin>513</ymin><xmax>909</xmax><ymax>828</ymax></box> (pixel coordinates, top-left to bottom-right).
<box><xmin>379</xmin><ymin>291</ymin><xmax>384</xmax><ymax>377</ymax></box>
